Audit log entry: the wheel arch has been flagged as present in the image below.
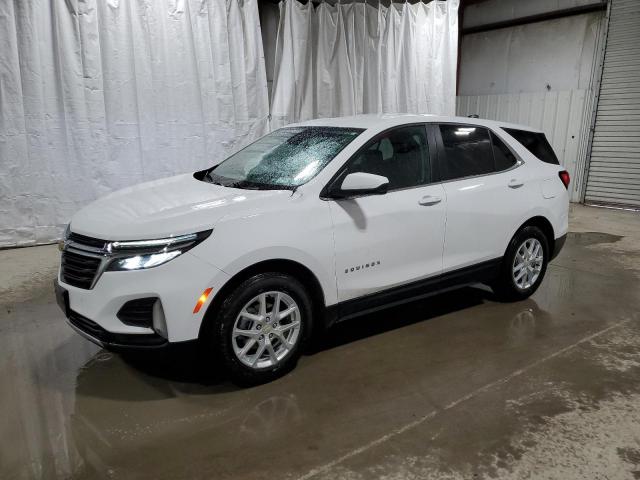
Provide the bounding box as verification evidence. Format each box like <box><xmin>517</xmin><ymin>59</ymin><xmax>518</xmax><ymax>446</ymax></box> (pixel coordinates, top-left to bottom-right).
<box><xmin>493</xmin><ymin>216</ymin><xmax>554</xmax><ymax>302</ymax></box>
<box><xmin>511</xmin><ymin>216</ymin><xmax>555</xmax><ymax>254</ymax></box>
<box><xmin>198</xmin><ymin>259</ymin><xmax>326</xmax><ymax>340</ymax></box>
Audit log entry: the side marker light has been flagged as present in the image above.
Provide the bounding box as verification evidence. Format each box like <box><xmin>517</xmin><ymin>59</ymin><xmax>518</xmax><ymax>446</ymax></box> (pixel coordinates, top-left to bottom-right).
<box><xmin>193</xmin><ymin>287</ymin><xmax>213</xmax><ymax>314</ymax></box>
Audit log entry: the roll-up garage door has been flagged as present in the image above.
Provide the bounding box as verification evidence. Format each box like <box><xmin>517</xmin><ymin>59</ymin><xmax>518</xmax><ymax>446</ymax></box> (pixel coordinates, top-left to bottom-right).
<box><xmin>585</xmin><ymin>0</ymin><xmax>640</xmax><ymax>207</ymax></box>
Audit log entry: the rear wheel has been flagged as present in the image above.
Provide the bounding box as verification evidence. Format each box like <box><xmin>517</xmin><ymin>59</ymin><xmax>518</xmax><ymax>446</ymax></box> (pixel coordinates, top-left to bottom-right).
<box><xmin>492</xmin><ymin>226</ymin><xmax>549</xmax><ymax>302</ymax></box>
<box><xmin>208</xmin><ymin>273</ymin><xmax>312</xmax><ymax>386</ymax></box>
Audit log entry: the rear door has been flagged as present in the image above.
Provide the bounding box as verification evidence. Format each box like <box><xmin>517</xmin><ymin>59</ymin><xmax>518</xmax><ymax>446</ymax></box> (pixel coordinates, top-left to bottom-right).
<box><xmin>328</xmin><ymin>124</ymin><xmax>446</xmax><ymax>302</ymax></box>
<box><xmin>435</xmin><ymin>123</ymin><xmax>532</xmax><ymax>272</ymax></box>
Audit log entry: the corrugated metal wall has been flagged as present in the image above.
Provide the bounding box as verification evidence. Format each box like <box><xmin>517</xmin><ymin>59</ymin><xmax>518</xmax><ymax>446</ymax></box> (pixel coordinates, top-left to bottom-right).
<box><xmin>456</xmin><ymin>89</ymin><xmax>591</xmax><ymax>201</ymax></box>
<box><xmin>585</xmin><ymin>0</ymin><xmax>640</xmax><ymax>207</ymax></box>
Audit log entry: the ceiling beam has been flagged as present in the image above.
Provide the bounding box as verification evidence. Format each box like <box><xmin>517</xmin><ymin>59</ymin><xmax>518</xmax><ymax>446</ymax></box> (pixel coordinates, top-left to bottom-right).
<box><xmin>461</xmin><ymin>2</ymin><xmax>607</xmax><ymax>35</ymax></box>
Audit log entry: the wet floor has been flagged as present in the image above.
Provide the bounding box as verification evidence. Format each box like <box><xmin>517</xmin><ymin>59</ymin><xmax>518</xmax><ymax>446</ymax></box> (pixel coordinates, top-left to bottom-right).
<box><xmin>2</xmin><ymin>207</ymin><xmax>640</xmax><ymax>479</ymax></box>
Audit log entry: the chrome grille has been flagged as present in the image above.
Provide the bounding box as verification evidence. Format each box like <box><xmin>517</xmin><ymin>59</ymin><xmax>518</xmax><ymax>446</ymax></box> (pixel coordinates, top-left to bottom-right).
<box><xmin>68</xmin><ymin>232</ymin><xmax>108</xmax><ymax>249</ymax></box>
<box><xmin>61</xmin><ymin>233</ymin><xmax>108</xmax><ymax>289</ymax></box>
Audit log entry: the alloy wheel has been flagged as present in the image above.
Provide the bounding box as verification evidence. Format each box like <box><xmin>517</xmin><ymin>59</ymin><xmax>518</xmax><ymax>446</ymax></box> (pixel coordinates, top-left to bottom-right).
<box><xmin>231</xmin><ymin>291</ymin><xmax>301</xmax><ymax>369</ymax></box>
<box><xmin>512</xmin><ymin>238</ymin><xmax>544</xmax><ymax>290</ymax></box>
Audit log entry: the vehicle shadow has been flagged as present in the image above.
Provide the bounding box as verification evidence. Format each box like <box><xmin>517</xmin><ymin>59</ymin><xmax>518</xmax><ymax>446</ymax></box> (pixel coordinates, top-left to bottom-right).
<box><xmin>117</xmin><ymin>341</ymin><xmax>231</xmax><ymax>390</ymax></box>
<box><xmin>117</xmin><ymin>285</ymin><xmax>496</xmax><ymax>388</ymax></box>
<box><xmin>314</xmin><ymin>285</ymin><xmax>494</xmax><ymax>352</ymax></box>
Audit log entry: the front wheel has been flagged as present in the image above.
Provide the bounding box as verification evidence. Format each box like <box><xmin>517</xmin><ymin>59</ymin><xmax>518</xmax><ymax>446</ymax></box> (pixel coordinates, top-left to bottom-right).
<box><xmin>208</xmin><ymin>273</ymin><xmax>313</xmax><ymax>386</ymax></box>
<box><xmin>492</xmin><ymin>226</ymin><xmax>549</xmax><ymax>302</ymax></box>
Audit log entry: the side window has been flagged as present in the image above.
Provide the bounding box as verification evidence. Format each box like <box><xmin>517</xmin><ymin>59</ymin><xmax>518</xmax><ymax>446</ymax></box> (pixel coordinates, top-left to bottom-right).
<box><xmin>439</xmin><ymin>125</ymin><xmax>493</xmax><ymax>181</ymax></box>
<box><xmin>491</xmin><ymin>131</ymin><xmax>518</xmax><ymax>171</ymax></box>
<box><xmin>502</xmin><ymin>128</ymin><xmax>559</xmax><ymax>165</ymax></box>
<box><xmin>344</xmin><ymin>125</ymin><xmax>430</xmax><ymax>190</ymax></box>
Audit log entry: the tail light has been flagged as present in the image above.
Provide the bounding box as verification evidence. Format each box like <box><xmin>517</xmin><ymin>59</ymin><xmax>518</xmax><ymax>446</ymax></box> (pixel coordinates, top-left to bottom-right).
<box><xmin>558</xmin><ymin>170</ymin><xmax>570</xmax><ymax>190</ymax></box>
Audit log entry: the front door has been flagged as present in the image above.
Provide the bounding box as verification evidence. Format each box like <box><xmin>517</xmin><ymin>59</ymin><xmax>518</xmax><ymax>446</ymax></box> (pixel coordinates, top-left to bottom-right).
<box><xmin>328</xmin><ymin>124</ymin><xmax>447</xmax><ymax>303</ymax></box>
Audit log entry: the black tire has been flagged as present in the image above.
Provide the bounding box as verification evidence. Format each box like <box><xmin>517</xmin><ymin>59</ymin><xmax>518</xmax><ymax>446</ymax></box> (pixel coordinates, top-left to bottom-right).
<box><xmin>206</xmin><ymin>272</ymin><xmax>313</xmax><ymax>386</ymax></box>
<box><xmin>492</xmin><ymin>226</ymin><xmax>549</xmax><ymax>302</ymax></box>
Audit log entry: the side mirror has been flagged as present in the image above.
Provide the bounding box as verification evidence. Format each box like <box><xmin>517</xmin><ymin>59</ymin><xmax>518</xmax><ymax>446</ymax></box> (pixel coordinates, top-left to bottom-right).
<box><xmin>330</xmin><ymin>172</ymin><xmax>389</xmax><ymax>198</ymax></box>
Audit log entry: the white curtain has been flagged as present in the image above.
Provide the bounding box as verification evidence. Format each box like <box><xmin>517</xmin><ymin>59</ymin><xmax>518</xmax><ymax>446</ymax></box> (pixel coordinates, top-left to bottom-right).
<box><xmin>270</xmin><ymin>0</ymin><xmax>459</xmax><ymax>128</ymax></box>
<box><xmin>0</xmin><ymin>0</ymin><xmax>269</xmax><ymax>248</ymax></box>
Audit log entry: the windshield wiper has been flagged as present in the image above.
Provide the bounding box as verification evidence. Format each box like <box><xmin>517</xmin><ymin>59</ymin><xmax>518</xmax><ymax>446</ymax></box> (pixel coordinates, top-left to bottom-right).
<box><xmin>204</xmin><ymin>170</ymin><xmax>226</xmax><ymax>186</ymax></box>
<box><xmin>203</xmin><ymin>172</ymin><xmax>294</xmax><ymax>191</ymax></box>
<box><xmin>242</xmin><ymin>183</ymin><xmax>295</xmax><ymax>191</ymax></box>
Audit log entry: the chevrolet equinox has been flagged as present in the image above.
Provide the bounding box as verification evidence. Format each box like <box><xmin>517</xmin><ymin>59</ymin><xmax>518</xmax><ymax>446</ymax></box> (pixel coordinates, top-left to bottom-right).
<box><xmin>55</xmin><ymin>114</ymin><xmax>570</xmax><ymax>384</ymax></box>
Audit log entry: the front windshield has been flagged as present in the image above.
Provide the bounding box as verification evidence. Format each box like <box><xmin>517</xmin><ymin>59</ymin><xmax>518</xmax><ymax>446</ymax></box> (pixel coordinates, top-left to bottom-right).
<box><xmin>204</xmin><ymin>126</ymin><xmax>363</xmax><ymax>190</ymax></box>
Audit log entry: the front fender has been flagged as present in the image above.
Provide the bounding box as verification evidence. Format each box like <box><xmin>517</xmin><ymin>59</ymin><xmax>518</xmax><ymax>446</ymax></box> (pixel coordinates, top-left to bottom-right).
<box><xmin>192</xmin><ymin>246</ymin><xmax>337</xmax><ymax>307</ymax></box>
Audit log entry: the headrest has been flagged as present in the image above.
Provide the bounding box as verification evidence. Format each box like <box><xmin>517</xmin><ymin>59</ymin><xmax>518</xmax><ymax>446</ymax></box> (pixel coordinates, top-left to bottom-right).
<box><xmin>361</xmin><ymin>149</ymin><xmax>383</xmax><ymax>164</ymax></box>
<box><xmin>389</xmin><ymin>131</ymin><xmax>418</xmax><ymax>154</ymax></box>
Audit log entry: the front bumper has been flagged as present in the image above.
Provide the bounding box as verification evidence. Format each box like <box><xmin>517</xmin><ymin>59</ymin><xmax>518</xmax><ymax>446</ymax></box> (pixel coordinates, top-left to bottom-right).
<box><xmin>68</xmin><ymin>306</ymin><xmax>168</xmax><ymax>349</ymax></box>
<box><xmin>56</xmin><ymin>251</ymin><xmax>231</xmax><ymax>345</ymax></box>
<box><xmin>56</xmin><ymin>279</ymin><xmax>171</xmax><ymax>349</ymax></box>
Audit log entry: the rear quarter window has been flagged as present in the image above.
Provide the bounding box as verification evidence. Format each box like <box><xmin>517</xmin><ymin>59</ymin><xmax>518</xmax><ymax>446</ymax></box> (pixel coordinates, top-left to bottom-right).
<box><xmin>490</xmin><ymin>131</ymin><xmax>518</xmax><ymax>171</ymax></box>
<box><xmin>502</xmin><ymin>128</ymin><xmax>559</xmax><ymax>165</ymax></box>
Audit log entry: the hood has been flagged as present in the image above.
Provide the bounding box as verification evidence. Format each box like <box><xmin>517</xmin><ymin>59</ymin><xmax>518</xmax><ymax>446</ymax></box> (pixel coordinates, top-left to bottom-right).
<box><xmin>71</xmin><ymin>174</ymin><xmax>292</xmax><ymax>240</ymax></box>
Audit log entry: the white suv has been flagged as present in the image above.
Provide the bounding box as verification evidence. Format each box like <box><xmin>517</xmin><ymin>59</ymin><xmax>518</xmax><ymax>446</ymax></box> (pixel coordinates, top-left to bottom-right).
<box><xmin>55</xmin><ymin>114</ymin><xmax>569</xmax><ymax>384</ymax></box>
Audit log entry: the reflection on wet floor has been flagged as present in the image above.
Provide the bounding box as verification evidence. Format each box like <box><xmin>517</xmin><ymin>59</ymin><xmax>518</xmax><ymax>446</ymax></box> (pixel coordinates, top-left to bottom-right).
<box><xmin>2</xmin><ymin>229</ymin><xmax>640</xmax><ymax>479</ymax></box>
<box><xmin>565</xmin><ymin>231</ymin><xmax>623</xmax><ymax>247</ymax></box>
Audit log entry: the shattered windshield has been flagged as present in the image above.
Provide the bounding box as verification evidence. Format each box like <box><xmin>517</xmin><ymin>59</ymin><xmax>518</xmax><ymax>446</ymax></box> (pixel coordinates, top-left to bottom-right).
<box><xmin>203</xmin><ymin>127</ymin><xmax>363</xmax><ymax>190</ymax></box>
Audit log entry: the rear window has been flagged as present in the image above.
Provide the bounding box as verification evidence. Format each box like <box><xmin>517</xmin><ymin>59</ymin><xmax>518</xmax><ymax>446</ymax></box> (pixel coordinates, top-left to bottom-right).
<box><xmin>503</xmin><ymin>128</ymin><xmax>559</xmax><ymax>165</ymax></box>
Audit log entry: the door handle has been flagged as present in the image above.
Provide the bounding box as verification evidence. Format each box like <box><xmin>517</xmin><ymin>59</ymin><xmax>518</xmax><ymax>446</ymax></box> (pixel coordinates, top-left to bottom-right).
<box><xmin>418</xmin><ymin>195</ymin><xmax>442</xmax><ymax>206</ymax></box>
<box><xmin>508</xmin><ymin>178</ymin><xmax>524</xmax><ymax>189</ymax></box>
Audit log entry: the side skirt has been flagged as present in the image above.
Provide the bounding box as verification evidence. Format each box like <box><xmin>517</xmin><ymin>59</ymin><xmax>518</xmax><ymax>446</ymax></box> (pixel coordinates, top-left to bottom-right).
<box><xmin>326</xmin><ymin>258</ymin><xmax>502</xmax><ymax>325</ymax></box>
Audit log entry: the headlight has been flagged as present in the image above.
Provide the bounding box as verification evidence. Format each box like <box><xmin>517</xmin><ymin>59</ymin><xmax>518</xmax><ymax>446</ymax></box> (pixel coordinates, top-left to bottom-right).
<box><xmin>106</xmin><ymin>230</ymin><xmax>212</xmax><ymax>271</ymax></box>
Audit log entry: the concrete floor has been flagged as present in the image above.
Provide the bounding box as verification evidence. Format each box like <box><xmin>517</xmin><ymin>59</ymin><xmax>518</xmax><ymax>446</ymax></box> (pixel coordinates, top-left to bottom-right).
<box><xmin>2</xmin><ymin>204</ymin><xmax>640</xmax><ymax>480</ymax></box>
